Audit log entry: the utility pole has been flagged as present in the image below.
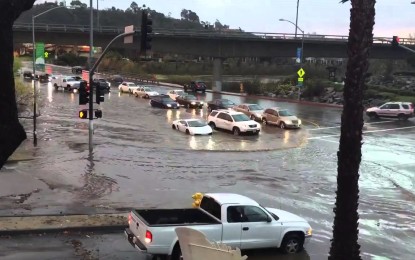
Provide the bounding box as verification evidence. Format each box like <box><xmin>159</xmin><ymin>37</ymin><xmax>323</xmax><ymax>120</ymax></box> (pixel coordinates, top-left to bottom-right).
<box><xmin>89</xmin><ymin>0</ymin><xmax>94</xmax><ymax>152</ymax></box>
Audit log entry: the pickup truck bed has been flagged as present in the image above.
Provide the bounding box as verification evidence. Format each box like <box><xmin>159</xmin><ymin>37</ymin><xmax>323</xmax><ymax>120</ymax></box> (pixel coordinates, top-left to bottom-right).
<box><xmin>134</xmin><ymin>208</ymin><xmax>221</xmax><ymax>226</ymax></box>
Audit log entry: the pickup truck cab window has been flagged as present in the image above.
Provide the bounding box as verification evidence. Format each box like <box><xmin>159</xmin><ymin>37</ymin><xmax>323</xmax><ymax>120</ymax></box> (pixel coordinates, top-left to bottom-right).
<box><xmin>227</xmin><ymin>206</ymin><xmax>270</xmax><ymax>223</ymax></box>
<box><xmin>200</xmin><ymin>196</ymin><xmax>221</xmax><ymax>220</ymax></box>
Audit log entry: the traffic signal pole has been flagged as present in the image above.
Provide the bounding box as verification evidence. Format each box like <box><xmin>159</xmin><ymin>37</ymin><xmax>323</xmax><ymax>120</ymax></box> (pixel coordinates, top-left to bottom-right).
<box><xmin>89</xmin><ymin>0</ymin><xmax>94</xmax><ymax>152</ymax></box>
<box><xmin>82</xmin><ymin>30</ymin><xmax>137</xmax><ymax>151</ymax></box>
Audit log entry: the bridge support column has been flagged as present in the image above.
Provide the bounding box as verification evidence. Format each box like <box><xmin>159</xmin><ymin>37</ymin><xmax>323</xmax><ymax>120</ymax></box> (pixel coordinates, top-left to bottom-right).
<box><xmin>212</xmin><ymin>57</ymin><xmax>223</xmax><ymax>92</ymax></box>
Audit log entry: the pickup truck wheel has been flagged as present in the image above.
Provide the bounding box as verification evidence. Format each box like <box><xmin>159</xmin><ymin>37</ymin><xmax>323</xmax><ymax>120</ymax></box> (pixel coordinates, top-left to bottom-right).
<box><xmin>171</xmin><ymin>244</ymin><xmax>182</xmax><ymax>260</ymax></box>
<box><xmin>250</xmin><ymin>115</ymin><xmax>255</xmax><ymax>120</ymax></box>
<box><xmin>281</xmin><ymin>234</ymin><xmax>303</xmax><ymax>254</ymax></box>
<box><xmin>280</xmin><ymin>122</ymin><xmax>286</xmax><ymax>129</ymax></box>
<box><xmin>262</xmin><ymin>118</ymin><xmax>268</xmax><ymax>125</ymax></box>
<box><xmin>172</xmin><ymin>124</ymin><xmax>176</xmax><ymax>130</ymax></box>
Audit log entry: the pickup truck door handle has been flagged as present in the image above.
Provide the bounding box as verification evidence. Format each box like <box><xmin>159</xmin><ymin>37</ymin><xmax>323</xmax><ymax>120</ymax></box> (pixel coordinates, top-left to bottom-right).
<box><xmin>242</xmin><ymin>227</ymin><xmax>249</xmax><ymax>231</ymax></box>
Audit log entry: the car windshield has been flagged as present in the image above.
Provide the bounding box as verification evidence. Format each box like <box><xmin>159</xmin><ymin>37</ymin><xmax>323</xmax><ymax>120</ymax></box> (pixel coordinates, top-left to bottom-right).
<box><xmin>278</xmin><ymin>110</ymin><xmax>293</xmax><ymax>116</ymax></box>
<box><xmin>67</xmin><ymin>78</ymin><xmax>76</xmax><ymax>82</ymax></box>
<box><xmin>176</xmin><ymin>90</ymin><xmax>184</xmax><ymax>95</ymax></box>
<box><xmin>127</xmin><ymin>83</ymin><xmax>136</xmax><ymax>87</ymax></box>
<box><xmin>187</xmin><ymin>120</ymin><xmax>207</xmax><ymax>127</ymax></box>
<box><xmin>248</xmin><ymin>104</ymin><xmax>263</xmax><ymax>111</ymax></box>
<box><xmin>143</xmin><ymin>87</ymin><xmax>153</xmax><ymax>92</ymax></box>
<box><xmin>232</xmin><ymin>114</ymin><xmax>250</xmax><ymax>122</ymax></box>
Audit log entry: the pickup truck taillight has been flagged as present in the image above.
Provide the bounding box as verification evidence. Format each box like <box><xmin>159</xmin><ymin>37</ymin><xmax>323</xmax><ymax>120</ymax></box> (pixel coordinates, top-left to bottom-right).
<box><xmin>128</xmin><ymin>213</ymin><xmax>132</xmax><ymax>225</ymax></box>
<box><xmin>145</xmin><ymin>230</ymin><xmax>153</xmax><ymax>243</ymax></box>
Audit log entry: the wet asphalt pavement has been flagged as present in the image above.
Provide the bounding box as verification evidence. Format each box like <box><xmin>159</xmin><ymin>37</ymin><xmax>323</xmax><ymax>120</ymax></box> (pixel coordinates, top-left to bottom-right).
<box><xmin>0</xmin><ymin>231</ymin><xmax>311</xmax><ymax>260</ymax></box>
<box><xmin>1</xmin><ymin>66</ymin><xmax>415</xmax><ymax>259</ymax></box>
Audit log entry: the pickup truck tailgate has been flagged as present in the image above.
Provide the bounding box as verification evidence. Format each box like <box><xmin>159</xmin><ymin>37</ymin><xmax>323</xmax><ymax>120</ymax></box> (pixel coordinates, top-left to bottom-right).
<box><xmin>128</xmin><ymin>211</ymin><xmax>148</xmax><ymax>247</ymax></box>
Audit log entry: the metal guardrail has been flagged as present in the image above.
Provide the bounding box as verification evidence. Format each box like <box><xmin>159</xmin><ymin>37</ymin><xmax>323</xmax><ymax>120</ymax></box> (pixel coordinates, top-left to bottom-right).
<box><xmin>13</xmin><ymin>23</ymin><xmax>415</xmax><ymax>45</ymax></box>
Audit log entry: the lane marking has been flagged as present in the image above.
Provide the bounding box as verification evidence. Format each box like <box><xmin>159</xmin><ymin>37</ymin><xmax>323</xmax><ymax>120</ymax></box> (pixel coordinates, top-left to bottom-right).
<box><xmin>314</xmin><ymin>138</ymin><xmax>339</xmax><ymax>144</ymax></box>
<box><xmin>302</xmin><ymin>119</ymin><xmax>320</xmax><ymax>127</ymax></box>
<box><xmin>308</xmin><ymin>125</ymin><xmax>415</xmax><ymax>140</ymax></box>
<box><xmin>308</xmin><ymin>120</ymin><xmax>395</xmax><ymax>131</ymax></box>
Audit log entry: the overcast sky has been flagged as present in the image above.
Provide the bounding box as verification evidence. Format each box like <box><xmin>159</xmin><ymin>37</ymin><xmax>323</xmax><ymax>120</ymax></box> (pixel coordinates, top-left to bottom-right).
<box><xmin>41</xmin><ymin>0</ymin><xmax>414</xmax><ymax>37</ymax></box>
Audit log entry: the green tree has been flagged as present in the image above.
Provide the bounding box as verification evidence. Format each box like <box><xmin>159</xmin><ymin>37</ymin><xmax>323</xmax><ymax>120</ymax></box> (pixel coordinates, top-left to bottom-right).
<box><xmin>70</xmin><ymin>0</ymin><xmax>87</xmax><ymax>9</ymax></box>
<box><xmin>130</xmin><ymin>1</ymin><xmax>139</xmax><ymax>13</ymax></box>
<box><xmin>329</xmin><ymin>0</ymin><xmax>376</xmax><ymax>259</ymax></box>
<box><xmin>180</xmin><ymin>9</ymin><xmax>188</xmax><ymax>20</ymax></box>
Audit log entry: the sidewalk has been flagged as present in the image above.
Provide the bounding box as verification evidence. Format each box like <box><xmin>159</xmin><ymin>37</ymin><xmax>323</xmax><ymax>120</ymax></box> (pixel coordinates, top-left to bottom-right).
<box><xmin>0</xmin><ymin>213</ymin><xmax>128</xmax><ymax>235</ymax></box>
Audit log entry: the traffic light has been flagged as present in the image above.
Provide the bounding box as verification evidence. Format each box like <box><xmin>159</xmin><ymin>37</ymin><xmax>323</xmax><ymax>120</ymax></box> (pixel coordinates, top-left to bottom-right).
<box><xmin>95</xmin><ymin>82</ymin><xmax>104</xmax><ymax>104</ymax></box>
<box><xmin>79</xmin><ymin>80</ymin><xmax>89</xmax><ymax>105</ymax></box>
<box><xmin>79</xmin><ymin>109</ymin><xmax>88</xmax><ymax>119</ymax></box>
<box><xmin>140</xmin><ymin>10</ymin><xmax>153</xmax><ymax>55</ymax></box>
<box><xmin>95</xmin><ymin>109</ymin><xmax>103</xmax><ymax>118</ymax></box>
<box><xmin>392</xmin><ymin>36</ymin><xmax>400</xmax><ymax>47</ymax></box>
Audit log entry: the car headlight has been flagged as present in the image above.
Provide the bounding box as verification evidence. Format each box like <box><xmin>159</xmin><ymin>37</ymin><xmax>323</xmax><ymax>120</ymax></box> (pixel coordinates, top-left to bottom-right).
<box><xmin>108</xmin><ymin>83</ymin><xmax>111</xmax><ymax>87</ymax></box>
<box><xmin>285</xmin><ymin>120</ymin><xmax>292</xmax><ymax>124</ymax></box>
<box><xmin>298</xmin><ymin>119</ymin><xmax>302</xmax><ymax>125</ymax></box>
<box><xmin>307</xmin><ymin>227</ymin><xmax>312</xmax><ymax>236</ymax></box>
<box><xmin>255</xmin><ymin>113</ymin><xmax>261</xmax><ymax>118</ymax></box>
<box><xmin>167</xmin><ymin>104</ymin><xmax>172</xmax><ymax>107</ymax></box>
<box><xmin>200</xmin><ymin>101</ymin><xmax>204</xmax><ymax>104</ymax></box>
<box><xmin>191</xmin><ymin>102</ymin><xmax>196</xmax><ymax>105</ymax></box>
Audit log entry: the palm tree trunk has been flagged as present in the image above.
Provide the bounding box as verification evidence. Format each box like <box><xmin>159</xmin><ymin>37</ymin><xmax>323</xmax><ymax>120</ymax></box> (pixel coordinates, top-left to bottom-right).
<box><xmin>0</xmin><ymin>0</ymin><xmax>35</xmax><ymax>169</ymax></box>
<box><xmin>328</xmin><ymin>0</ymin><xmax>376</xmax><ymax>260</ymax></box>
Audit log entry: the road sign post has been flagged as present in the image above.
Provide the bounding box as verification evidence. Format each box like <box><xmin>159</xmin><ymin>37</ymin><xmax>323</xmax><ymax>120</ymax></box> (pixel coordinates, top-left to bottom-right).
<box><xmin>297</xmin><ymin>68</ymin><xmax>306</xmax><ymax>100</ymax></box>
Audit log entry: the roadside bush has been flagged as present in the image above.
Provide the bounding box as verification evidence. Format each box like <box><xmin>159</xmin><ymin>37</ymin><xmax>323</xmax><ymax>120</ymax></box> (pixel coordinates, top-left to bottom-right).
<box><xmin>301</xmin><ymin>79</ymin><xmax>326</xmax><ymax>98</ymax></box>
<box><xmin>222</xmin><ymin>82</ymin><xmax>241</xmax><ymax>93</ymax></box>
<box><xmin>15</xmin><ymin>79</ymin><xmax>36</xmax><ymax>113</ymax></box>
<box><xmin>54</xmin><ymin>53</ymin><xmax>88</xmax><ymax>66</ymax></box>
<box><xmin>242</xmin><ymin>79</ymin><xmax>261</xmax><ymax>95</ymax></box>
<box><xmin>14</xmin><ymin>57</ymin><xmax>22</xmax><ymax>75</ymax></box>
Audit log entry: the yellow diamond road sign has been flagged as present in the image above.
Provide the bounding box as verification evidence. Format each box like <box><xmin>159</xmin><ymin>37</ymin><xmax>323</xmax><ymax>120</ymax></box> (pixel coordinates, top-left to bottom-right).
<box><xmin>297</xmin><ymin>68</ymin><xmax>305</xmax><ymax>78</ymax></box>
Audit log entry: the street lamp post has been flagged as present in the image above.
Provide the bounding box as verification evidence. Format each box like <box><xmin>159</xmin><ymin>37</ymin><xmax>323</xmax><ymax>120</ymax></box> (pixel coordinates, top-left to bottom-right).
<box><xmin>279</xmin><ymin>18</ymin><xmax>304</xmax><ymax>100</ymax></box>
<box><xmin>32</xmin><ymin>5</ymin><xmax>68</xmax><ymax>146</ymax></box>
<box><xmin>295</xmin><ymin>0</ymin><xmax>300</xmax><ymax>38</ymax></box>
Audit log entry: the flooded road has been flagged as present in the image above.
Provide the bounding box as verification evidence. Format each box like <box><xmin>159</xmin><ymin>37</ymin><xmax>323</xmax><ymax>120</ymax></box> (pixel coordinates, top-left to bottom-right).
<box><xmin>1</xmin><ymin>70</ymin><xmax>415</xmax><ymax>259</ymax></box>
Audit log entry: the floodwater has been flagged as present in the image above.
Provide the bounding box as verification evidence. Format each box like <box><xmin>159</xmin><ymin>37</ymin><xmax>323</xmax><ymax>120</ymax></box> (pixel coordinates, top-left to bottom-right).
<box><xmin>2</xmin><ymin>68</ymin><xmax>415</xmax><ymax>260</ymax></box>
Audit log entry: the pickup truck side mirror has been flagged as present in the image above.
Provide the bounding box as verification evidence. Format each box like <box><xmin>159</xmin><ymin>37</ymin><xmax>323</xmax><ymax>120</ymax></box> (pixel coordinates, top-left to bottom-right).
<box><xmin>266</xmin><ymin>215</ymin><xmax>272</xmax><ymax>222</ymax></box>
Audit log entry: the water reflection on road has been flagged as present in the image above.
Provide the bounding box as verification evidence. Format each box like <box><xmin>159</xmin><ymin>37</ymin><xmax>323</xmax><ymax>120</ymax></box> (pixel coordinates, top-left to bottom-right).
<box><xmin>8</xmin><ymin>77</ymin><xmax>415</xmax><ymax>260</ymax></box>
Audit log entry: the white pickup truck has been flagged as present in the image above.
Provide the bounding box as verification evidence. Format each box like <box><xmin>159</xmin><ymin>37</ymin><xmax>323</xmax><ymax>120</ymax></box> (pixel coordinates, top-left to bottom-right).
<box><xmin>51</xmin><ymin>75</ymin><xmax>82</xmax><ymax>92</ymax></box>
<box><xmin>125</xmin><ymin>193</ymin><xmax>312</xmax><ymax>260</ymax></box>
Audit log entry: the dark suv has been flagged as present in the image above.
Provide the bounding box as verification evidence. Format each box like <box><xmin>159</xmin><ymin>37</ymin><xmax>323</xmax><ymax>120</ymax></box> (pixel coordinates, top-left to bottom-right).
<box><xmin>184</xmin><ymin>80</ymin><xmax>207</xmax><ymax>93</ymax></box>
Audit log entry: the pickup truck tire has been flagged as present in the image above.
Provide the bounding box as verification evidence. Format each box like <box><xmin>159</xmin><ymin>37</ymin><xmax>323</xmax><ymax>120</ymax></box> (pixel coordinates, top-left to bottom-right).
<box><xmin>170</xmin><ymin>243</ymin><xmax>182</xmax><ymax>260</ymax></box>
<box><xmin>281</xmin><ymin>233</ymin><xmax>303</xmax><ymax>254</ymax></box>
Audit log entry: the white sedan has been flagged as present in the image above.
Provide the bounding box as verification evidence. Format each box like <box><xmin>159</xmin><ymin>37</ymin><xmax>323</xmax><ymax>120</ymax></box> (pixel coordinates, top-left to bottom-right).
<box><xmin>118</xmin><ymin>82</ymin><xmax>139</xmax><ymax>93</ymax></box>
<box><xmin>133</xmin><ymin>86</ymin><xmax>159</xmax><ymax>98</ymax></box>
<box><xmin>172</xmin><ymin>119</ymin><xmax>213</xmax><ymax>135</ymax></box>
